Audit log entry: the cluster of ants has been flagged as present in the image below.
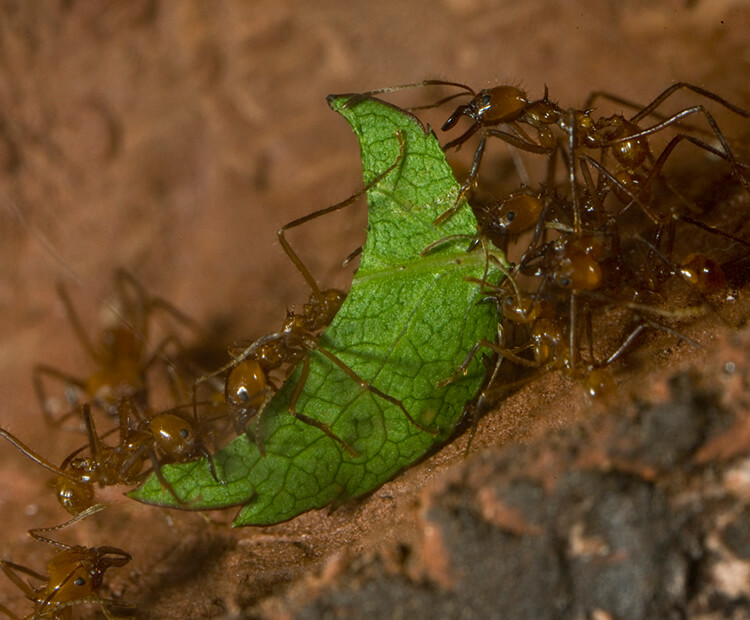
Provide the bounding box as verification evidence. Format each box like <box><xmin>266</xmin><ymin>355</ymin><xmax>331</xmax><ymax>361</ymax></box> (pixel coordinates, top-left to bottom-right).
<box><xmin>1</xmin><ymin>79</ymin><xmax>749</xmax><ymax>617</ymax></box>
<box><xmin>361</xmin><ymin>80</ymin><xmax>750</xmax><ymax>406</ymax></box>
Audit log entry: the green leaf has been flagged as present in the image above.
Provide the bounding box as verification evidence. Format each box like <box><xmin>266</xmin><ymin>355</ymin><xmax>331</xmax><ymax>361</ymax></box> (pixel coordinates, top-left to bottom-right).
<box><xmin>129</xmin><ymin>94</ymin><xmax>505</xmax><ymax>526</ymax></box>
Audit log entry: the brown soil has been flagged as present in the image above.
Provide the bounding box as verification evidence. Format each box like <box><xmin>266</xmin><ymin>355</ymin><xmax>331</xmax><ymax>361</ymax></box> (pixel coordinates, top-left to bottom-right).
<box><xmin>1</xmin><ymin>2</ymin><xmax>750</xmax><ymax>618</ymax></box>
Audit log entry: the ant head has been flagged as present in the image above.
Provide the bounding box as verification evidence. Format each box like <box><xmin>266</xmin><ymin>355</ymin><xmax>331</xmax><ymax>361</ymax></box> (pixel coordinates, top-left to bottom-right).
<box><xmin>45</xmin><ymin>546</ymin><xmax>131</xmax><ymax>603</ymax></box>
<box><xmin>442</xmin><ymin>86</ymin><xmax>529</xmax><ymax>131</ymax></box>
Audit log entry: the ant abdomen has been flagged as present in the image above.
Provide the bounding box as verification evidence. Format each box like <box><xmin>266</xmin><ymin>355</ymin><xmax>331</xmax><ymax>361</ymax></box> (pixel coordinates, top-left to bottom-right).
<box><xmin>226</xmin><ymin>360</ymin><xmax>268</xmax><ymax>411</ymax></box>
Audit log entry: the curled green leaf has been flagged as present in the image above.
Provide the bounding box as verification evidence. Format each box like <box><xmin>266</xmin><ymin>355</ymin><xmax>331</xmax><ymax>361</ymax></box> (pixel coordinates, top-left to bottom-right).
<box><xmin>129</xmin><ymin>94</ymin><xmax>506</xmax><ymax>526</ymax></box>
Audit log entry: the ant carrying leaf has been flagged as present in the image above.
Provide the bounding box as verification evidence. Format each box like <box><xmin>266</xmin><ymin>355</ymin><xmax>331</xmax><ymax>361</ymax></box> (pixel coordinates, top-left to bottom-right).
<box><xmin>202</xmin><ymin>140</ymin><xmax>417</xmax><ymax>457</ymax></box>
<box><xmin>130</xmin><ymin>93</ymin><xmax>507</xmax><ymax>526</ymax></box>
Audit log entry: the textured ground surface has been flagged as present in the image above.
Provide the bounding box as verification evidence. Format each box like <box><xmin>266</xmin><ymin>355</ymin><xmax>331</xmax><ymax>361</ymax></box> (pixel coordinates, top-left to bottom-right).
<box><xmin>1</xmin><ymin>1</ymin><xmax>750</xmax><ymax>618</ymax></box>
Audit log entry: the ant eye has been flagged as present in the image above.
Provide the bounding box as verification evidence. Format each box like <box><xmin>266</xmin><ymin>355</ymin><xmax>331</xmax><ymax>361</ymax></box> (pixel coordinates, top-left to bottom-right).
<box><xmin>74</xmin><ymin>577</ymin><xmax>86</xmax><ymax>587</ymax></box>
<box><xmin>237</xmin><ymin>386</ymin><xmax>249</xmax><ymax>403</ymax></box>
<box><xmin>559</xmin><ymin>276</ymin><xmax>571</xmax><ymax>288</ymax></box>
<box><xmin>180</xmin><ymin>428</ymin><xmax>190</xmax><ymax>439</ymax></box>
<box><xmin>504</xmin><ymin>210</ymin><xmax>516</xmax><ymax>223</ymax></box>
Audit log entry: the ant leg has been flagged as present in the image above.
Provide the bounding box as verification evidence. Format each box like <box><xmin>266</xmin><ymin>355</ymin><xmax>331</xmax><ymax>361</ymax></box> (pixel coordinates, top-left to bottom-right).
<box><xmin>340</xmin><ymin>79</ymin><xmax>474</xmax><ymax>109</ymax></box>
<box><xmin>584</xmin><ymin>304</ymin><xmax>596</xmax><ymax>366</ymax></box>
<box><xmin>600</xmin><ymin>323</ymin><xmax>646</xmax><ymax>368</ymax></box>
<box><xmin>436</xmin><ymin>335</ymin><xmax>537</xmax><ymax>390</ymax></box>
<box><xmin>629</xmin><ymin>82</ymin><xmax>750</xmax><ymax>125</ymax></box>
<box><xmin>0</xmin><ymin>560</ymin><xmax>44</xmax><ymax>598</ymax></box>
<box><xmin>581</xmin><ymin>155</ymin><xmax>665</xmax><ymax>225</ymax></box>
<box><xmin>234</xmin><ymin>386</ymin><xmax>274</xmax><ymax>457</ymax></box>
<box><xmin>585</xmin><ymin>83</ymin><xmax>750</xmax><ymax>137</ymax></box>
<box><xmin>278</xmin><ymin>131</ymin><xmax>406</xmax><ymax>296</ymax></box>
<box><xmin>0</xmin><ymin>427</ymin><xmax>83</xmax><ymax>486</ymax></box>
<box><xmin>444</xmin><ymin>126</ymin><xmax>550</xmax><ymax>155</ymax></box>
<box><xmin>585</xmin><ymin>90</ymin><xmax>648</xmax><ymax>114</ymax></box>
<box><xmin>0</xmin><ymin>601</ymin><xmax>21</xmax><ymax>619</ymax></box>
<box><xmin>680</xmin><ymin>215</ymin><xmax>750</xmax><ymax>250</ymax></box>
<box><xmin>313</xmin><ymin>345</ymin><xmax>439</xmax><ymax>437</ymax></box>
<box><xmin>287</xmin><ymin>355</ymin><xmax>358</xmax><ymax>457</ymax></box>
<box><xmin>435</xmin><ymin>133</ymin><xmax>487</xmax><ymax>226</ymax></box>
<box><xmin>114</xmin><ymin>267</ymin><xmax>203</xmax><ymax>341</ymax></box>
<box><xmin>507</xmin><ymin>143</ymin><xmax>531</xmax><ymax>187</ymax></box>
<box><xmin>610</xmin><ymin>106</ymin><xmax>749</xmax><ymax>191</ymax></box>
<box><xmin>141</xmin><ymin>333</ymin><xmax>186</xmax><ymax>376</ymax></box>
<box><xmin>33</xmin><ymin>364</ymin><xmax>86</xmax><ymax>425</ymax></box>
<box><xmin>28</xmin><ymin>504</ymin><xmax>108</xmax><ymax>544</ymax></box>
<box><xmin>56</xmin><ymin>280</ymin><xmax>98</xmax><ymax>361</ymax></box>
<box><xmin>94</xmin><ymin>598</ymin><xmax>136</xmax><ymax>620</ymax></box>
<box><xmin>197</xmin><ymin>332</ymin><xmax>282</xmax><ymax>388</ymax></box>
<box><xmin>81</xmin><ymin>403</ymin><xmax>108</xmax><ymax>475</ymax></box>
<box><xmin>588</xmin><ymin>143</ymin><xmax>750</xmax><ymax>250</ymax></box>
<box><xmin>600</xmin><ymin>320</ymin><xmax>701</xmax><ymax>368</ymax></box>
<box><xmin>420</xmin><ymin>234</ymin><xmax>478</xmax><ymax>256</ymax></box>
<box><xmin>578</xmin><ymin>156</ymin><xmax>606</xmax><ymax>215</ymax></box>
<box><xmin>139</xmin><ymin>444</ymin><xmax>189</xmax><ymax>505</ymax></box>
<box><xmin>568</xmin><ymin>292</ymin><xmax>578</xmax><ymax>371</ymax></box>
<box><xmin>566</xmin><ymin>111</ymin><xmax>582</xmax><ymax>235</ymax></box>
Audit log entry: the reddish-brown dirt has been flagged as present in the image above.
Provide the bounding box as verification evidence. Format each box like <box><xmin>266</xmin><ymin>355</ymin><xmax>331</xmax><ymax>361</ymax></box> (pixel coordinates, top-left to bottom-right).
<box><xmin>1</xmin><ymin>2</ymin><xmax>750</xmax><ymax>618</ymax></box>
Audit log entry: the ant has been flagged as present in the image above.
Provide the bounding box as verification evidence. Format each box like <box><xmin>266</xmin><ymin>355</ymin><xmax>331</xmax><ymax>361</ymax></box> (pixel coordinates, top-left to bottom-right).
<box><xmin>446</xmin><ymin>201</ymin><xmax>706</xmax><ymax>412</ymax></box>
<box><xmin>202</xmin><ymin>132</ymin><xmax>436</xmax><ymax>456</ymax></box>
<box><xmin>0</xmin><ymin>400</ymin><xmax>216</xmax><ymax>515</ymax></box>
<box><xmin>0</xmin><ymin>504</ymin><xmax>132</xmax><ymax>619</ymax></box>
<box><xmin>33</xmin><ymin>269</ymin><xmax>201</xmax><ymax>426</ymax></box>
<box><xmin>347</xmin><ymin>81</ymin><xmax>750</xmax><ymax>237</ymax></box>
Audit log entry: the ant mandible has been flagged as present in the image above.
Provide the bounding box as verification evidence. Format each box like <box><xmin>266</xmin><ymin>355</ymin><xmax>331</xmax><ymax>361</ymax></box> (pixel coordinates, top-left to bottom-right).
<box><xmin>0</xmin><ymin>504</ymin><xmax>132</xmax><ymax>619</ymax></box>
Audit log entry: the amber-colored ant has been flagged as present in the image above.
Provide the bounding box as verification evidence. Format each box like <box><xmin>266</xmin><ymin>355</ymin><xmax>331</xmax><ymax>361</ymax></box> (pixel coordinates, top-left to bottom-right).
<box><xmin>0</xmin><ymin>400</ymin><xmax>216</xmax><ymax>515</ymax></box>
<box><xmin>33</xmin><ymin>269</ymin><xmax>200</xmax><ymax>426</ymax></box>
<box><xmin>0</xmin><ymin>505</ymin><xmax>132</xmax><ymax>619</ymax></box>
